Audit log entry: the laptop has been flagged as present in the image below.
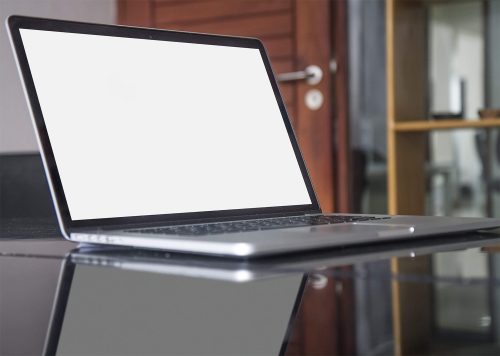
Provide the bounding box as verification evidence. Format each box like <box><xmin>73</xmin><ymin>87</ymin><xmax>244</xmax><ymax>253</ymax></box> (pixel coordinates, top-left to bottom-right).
<box><xmin>67</xmin><ymin>230</ymin><xmax>500</xmax><ymax>282</ymax></box>
<box><xmin>8</xmin><ymin>16</ymin><xmax>500</xmax><ymax>257</ymax></box>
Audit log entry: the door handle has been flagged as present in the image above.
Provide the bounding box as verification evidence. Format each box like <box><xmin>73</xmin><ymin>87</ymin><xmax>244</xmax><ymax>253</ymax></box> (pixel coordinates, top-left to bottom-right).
<box><xmin>277</xmin><ymin>65</ymin><xmax>323</xmax><ymax>85</ymax></box>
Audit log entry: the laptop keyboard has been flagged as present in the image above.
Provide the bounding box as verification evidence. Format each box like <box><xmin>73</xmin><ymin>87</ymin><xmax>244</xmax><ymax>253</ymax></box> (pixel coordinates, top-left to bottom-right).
<box><xmin>127</xmin><ymin>215</ymin><xmax>388</xmax><ymax>236</ymax></box>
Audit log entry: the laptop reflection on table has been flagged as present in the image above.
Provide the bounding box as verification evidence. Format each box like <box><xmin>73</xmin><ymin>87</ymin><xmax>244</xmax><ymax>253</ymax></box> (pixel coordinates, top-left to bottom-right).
<box><xmin>44</xmin><ymin>251</ymin><xmax>305</xmax><ymax>356</ymax></box>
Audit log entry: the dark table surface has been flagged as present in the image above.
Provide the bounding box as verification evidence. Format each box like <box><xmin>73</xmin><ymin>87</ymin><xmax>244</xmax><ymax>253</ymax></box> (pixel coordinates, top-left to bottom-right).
<box><xmin>3</xmin><ymin>218</ymin><xmax>500</xmax><ymax>356</ymax></box>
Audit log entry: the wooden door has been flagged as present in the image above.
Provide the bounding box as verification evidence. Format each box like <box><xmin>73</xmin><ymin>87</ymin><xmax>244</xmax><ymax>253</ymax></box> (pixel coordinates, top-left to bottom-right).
<box><xmin>118</xmin><ymin>1</ymin><xmax>353</xmax><ymax>354</ymax></box>
<box><xmin>118</xmin><ymin>0</ymin><xmax>352</xmax><ymax>213</ymax></box>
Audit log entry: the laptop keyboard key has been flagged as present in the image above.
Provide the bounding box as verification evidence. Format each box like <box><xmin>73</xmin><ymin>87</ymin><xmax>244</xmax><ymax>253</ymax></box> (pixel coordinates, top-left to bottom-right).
<box><xmin>126</xmin><ymin>215</ymin><xmax>388</xmax><ymax>236</ymax></box>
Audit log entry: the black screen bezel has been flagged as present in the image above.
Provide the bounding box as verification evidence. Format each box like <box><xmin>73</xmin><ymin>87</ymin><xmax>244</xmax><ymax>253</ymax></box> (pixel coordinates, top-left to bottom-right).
<box><xmin>8</xmin><ymin>15</ymin><xmax>321</xmax><ymax>231</ymax></box>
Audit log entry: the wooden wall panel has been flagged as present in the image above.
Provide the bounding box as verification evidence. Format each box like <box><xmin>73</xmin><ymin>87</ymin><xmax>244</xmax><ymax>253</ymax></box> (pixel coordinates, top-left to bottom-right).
<box><xmin>333</xmin><ymin>0</ymin><xmax>351</xmax><ymax>213</ymax></box>
<box><xmin>261</xmin><ymin>37</ymin><xmax>294</xmax><ymax>60</ymax></box>
<box><xmin>295</xmin><ymin>0</ymin><xmax>333</xmax><ymax>213</ymax></box>
<box><xmin>118</xmin><ymin>0</ymin><xmax>153</xmax><ymax>26</ymax></box>
<box><xmin>155</xmin><ymin>13</ymin><xmax>292</xmax><ymax>39</ymax></box>
<box><xmin>153</xmin><ymin>0</ymin><xmax>291</xmax><ymax>25</ymax></box>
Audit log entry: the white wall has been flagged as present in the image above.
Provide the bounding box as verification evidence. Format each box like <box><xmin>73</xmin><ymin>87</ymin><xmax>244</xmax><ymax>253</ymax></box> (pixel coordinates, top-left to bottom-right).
<box><xmin>0</xmin><ymin>0</ymin><xmax>116</xmax><ymax>153</ymax></box>
<box><xmin>430</xmin><ymin>2</ymin><xmax>484</xmax><ymax>118</ymax></box>
<box><xmin>429</xmin><ymin>1</ymin><xmax>484</xmax><ymax>192</ymax></box>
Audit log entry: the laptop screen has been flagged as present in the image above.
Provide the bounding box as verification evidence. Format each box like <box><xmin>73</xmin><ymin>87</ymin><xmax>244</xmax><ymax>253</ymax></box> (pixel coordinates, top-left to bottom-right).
<box><xmin>18</xmin><ymin>28</ymin><xmax>312</xmax><ymax>220</ymax></box>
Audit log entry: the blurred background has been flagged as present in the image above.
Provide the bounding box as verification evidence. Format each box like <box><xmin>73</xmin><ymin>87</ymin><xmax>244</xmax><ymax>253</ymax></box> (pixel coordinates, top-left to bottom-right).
<box><xmin>2</xmin><ymin>0</ymin><xmax>500</xmax><ymax>355</ymax></box>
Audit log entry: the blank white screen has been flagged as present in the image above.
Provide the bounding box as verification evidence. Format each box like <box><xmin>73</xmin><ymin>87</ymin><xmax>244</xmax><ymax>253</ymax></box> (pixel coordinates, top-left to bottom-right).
<box><xmin>20</xmin><ymin>29</ymin><xmax>311</xmax><ymax>220</ymax></box>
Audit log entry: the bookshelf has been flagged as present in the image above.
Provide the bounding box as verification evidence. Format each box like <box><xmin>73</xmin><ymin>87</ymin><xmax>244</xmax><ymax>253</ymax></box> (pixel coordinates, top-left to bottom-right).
<box><xmin>386</xmin><ymin>1</ymin><xmax>499</xmax><ymax>354</ymax></box>
<box><xmin>393</xmin><ymin>118</ymin><xmax>500</xmax><ymax>132</ymax></box>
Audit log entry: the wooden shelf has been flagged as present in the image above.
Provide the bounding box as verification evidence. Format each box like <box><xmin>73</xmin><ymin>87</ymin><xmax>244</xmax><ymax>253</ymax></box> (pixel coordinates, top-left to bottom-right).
<box><xmin>392</xmin><ymin>118</ymin><xmax>500</xmax><ymax>132</ymax></box>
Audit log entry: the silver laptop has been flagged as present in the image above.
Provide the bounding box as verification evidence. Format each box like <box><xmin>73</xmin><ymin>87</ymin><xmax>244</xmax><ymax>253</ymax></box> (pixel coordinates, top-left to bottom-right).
<box><xmin>68</xmin><ymin>230</ymin><xmax>500</xmax><ymax>282</ymax></box>
<box><xmin>8</xmin><ymin>16</ymin><xmax>500</xmax><ymax>257</ymax></box>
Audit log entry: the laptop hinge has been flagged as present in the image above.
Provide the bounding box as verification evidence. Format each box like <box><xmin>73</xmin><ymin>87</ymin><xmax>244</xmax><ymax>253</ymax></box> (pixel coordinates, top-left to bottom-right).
<box><xmin>69</xmin><ymin>209</ymin><xmax>321</xmax><ymax>232</ymax></box>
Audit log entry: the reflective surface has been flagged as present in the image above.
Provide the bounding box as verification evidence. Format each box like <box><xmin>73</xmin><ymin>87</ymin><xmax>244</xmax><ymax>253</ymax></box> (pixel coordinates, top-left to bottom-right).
<box><xmin>50</xmin><ymin>263</ymin><xmax>303</xmax><ymax>356</ymax></box>
<box><xmin>3</xmin><ymin>222</ymin><xmax>500</xmax><ymax>355</ymax></box>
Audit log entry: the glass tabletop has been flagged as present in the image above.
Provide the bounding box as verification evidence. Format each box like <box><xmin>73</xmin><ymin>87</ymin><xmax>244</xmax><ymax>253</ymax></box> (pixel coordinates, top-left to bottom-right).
<box><xmin>2</xmin><ymin>225</ymin><xmax>500</xmax><ymax>355</ymax></box>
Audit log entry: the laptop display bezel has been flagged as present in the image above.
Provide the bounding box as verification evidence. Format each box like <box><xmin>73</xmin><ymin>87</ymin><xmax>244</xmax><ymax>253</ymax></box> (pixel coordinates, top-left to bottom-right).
<box><xmin>8</xmin><ymin>15</ymin><xmax>321</xmax><ymax>230</ymax></box>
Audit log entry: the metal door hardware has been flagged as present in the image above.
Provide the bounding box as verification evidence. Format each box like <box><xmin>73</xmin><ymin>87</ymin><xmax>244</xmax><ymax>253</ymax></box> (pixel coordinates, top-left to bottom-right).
<box><xmin>305</xmin><ymin>89</ymin><xmax>324</xmax><ymax>110</ymax></box>
<box><xmin>277</xmin><ymin>65</ymin><xmax>323</xmax><ymax>85</ymax></box>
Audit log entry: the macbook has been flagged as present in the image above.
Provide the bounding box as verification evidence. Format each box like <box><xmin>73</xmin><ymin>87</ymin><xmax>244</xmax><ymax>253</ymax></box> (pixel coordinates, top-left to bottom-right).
<box><xmin>8</xmin><ymin>16</ymin><xmax>500</xmax><ymax>257</ymax></box>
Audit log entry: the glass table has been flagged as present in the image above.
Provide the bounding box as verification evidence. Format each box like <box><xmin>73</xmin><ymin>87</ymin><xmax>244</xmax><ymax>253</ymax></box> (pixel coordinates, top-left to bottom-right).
<box><xmin>2</xmin><ymin>218</ymin><xmax>500</xmax><ymax>355</ymax></box>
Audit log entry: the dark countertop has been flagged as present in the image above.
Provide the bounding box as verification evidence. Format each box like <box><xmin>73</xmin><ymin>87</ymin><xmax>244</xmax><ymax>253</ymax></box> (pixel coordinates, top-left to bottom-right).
<box><xmin>3</xmin><ymin>219</ymin><xmax>500</xmax><ymax>355</ymax></box>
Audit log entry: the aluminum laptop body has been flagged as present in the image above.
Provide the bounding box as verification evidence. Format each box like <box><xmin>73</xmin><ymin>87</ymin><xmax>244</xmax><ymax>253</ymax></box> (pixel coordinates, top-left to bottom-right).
<box><xmin>8</xmin><ymin>16</ymin><xmax>500</xmax><ymax>258</ymax></box>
